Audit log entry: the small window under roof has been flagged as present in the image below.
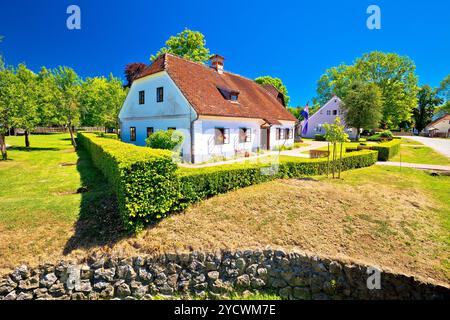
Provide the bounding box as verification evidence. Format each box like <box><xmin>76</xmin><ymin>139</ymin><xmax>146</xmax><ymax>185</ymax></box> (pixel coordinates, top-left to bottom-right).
<box><xmin>217</xmin><ymin>86</ymin><xmax>239</xmax><ymax>102</ymax></box>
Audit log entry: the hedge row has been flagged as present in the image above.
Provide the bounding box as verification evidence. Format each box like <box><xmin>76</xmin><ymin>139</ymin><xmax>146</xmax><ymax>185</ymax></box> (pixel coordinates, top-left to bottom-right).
<box><xmin>77</xmin><ymin>132</ymin><xmax>180</xmax><ymax>232</ymax></box>
<box><xmin>367</xmin><ymin>138</ymin><xmax>401</xmax><ymax>161</ymax></box>
<box><xmin>177</xmin><ymin>150</ymin><xmax>378</xmax><ymax>205</ymax></box>
<box><xmin>79</xmin><ymin>132</ymin><xmax>378</xmax><ymax>231</ymax></box>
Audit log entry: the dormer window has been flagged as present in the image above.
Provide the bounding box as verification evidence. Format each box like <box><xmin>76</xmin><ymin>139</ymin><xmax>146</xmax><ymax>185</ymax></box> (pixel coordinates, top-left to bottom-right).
<box><xmin>217</xmin><ymin>86</ymin><xmax>239</xmax><ymax>103</ymax></box>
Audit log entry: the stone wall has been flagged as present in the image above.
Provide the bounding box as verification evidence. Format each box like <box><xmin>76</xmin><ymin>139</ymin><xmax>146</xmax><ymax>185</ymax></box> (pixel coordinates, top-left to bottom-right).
<box><xmin>1</xmin><ymin>249</ymin><xmax>448</xmax><ymax>300</ymax></box>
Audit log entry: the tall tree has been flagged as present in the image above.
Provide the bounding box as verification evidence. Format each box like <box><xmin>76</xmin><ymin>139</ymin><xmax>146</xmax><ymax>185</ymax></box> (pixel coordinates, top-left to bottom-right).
<box><xmin>52</xmin><ymin>66</ymin><xmax>81</xmax><ymax>147</ymax></box>
<box><xmin>436</xmin><ymin>74</ymin><xmax>450</xmax><ymax>115</ymax></box>
<box><xmin>341</xmin><ymin>81</ymin><xmax>383</xmax><ymax>141</ymax></box>
<box><xmin>80</xmin><ymin>75</ymin><xmax>127</xmax><ymax>130</ymax></box>
<box><xmin>413</xmin><ymin>85</ymin><xmax>442</xmax><ymax>133</ymax></box>
<box><xmin>15</xmin><ymin>64</ymin><xmax>39</xmax><ymax>147</ymax></box>
<box><xmin>36</xmin><ymin>67</ymin><xmax>60</xmax><ymax>127</ymax></box>
<box><xmin>124</xmin><ymin>62</ymin><xmax>147</xmax><ymax>87</ymax></box>
<box><xmin>0</xmin><ymin>67</ymin><xmax>20</xmax><ymax>160</ymax></box>
<box><xmin>316</xmin><ymin>52</ymin><xmax>419</xmax><ymax>129</ymax></box>
<box><xmin>255</xmin><ymin>76</ymin><xmax>290</xmax><ymax>106</ymax></box>
<box><xmin>150</xmin><ymin>29</ymin><xmax>211</xmax><ymax>63</ymax></box>
<box><xmin>0</xmin><ymin>35</ymin><xmax>4</xmax><ymax>70</ymax></box>
<box><xmin>323</xmin><ymin>117</ymin><xmax>349</xmax><ymax>179</ymax></box>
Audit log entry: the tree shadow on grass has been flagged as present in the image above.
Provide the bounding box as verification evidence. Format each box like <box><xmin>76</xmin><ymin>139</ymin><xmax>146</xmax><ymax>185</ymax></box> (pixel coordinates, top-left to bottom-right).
<box><xmin>63</xmin><ymin>147</ymin><xmax>131</xmax><ymax>255</ymax></box>
<box><xmin>10</xmin><ymin>146</ymin><xmax>61</xmax><ymax>152</ymax></box>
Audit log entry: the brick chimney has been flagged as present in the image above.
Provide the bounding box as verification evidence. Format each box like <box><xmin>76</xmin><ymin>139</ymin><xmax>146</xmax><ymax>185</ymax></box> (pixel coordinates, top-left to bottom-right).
<box><xmin>210</xmin><ymin>54</ymin><xmax>225</xmax><ymax>74</ymax></box>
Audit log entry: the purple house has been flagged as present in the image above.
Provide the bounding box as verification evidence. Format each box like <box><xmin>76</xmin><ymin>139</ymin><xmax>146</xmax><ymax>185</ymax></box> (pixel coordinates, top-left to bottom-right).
<box><xmin>300</xmin><ymin>96</ymin><xmax>357</xmax><ymax>139</ymax></box>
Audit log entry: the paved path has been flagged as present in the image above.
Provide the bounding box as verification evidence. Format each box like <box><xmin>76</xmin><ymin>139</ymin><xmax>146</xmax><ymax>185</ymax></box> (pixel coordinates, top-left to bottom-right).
<box><xmin>400</xmin><ymin>136</ymin><xmax>450</xmax><ymax>158</ymax></box>
<box><xmin>179</xmin><ymin>141</ymin><xmax>329</xmax><ymax>168</ymax></box>
<box><xmin>376</xmin><ymin>161</ymin><xmax>450</xmax><ymax>171</ymax></box>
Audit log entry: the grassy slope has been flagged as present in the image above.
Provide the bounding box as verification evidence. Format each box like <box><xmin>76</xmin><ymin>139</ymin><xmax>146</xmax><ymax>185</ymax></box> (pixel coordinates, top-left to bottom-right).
<box><xmin>0</xmin><ymin>134</ymin><xmax>449</xmax><ymax>284</ymax></box>
<box><xmin>391</xmin><ymin>145</ymin><xmax>450</xmax><ymax>165</ymax></box>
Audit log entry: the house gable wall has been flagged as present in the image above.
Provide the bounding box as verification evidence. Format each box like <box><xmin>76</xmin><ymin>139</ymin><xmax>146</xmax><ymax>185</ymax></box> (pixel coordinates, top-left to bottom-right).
<box><xmin>118</xmin><ymin>71</ymin><xmax>197</xmax><ymax>161</ymax></box>
<box><xmin>302</xmin><ymin>97</ymin><xmax>357</xmax><ymax>139</ymax></box>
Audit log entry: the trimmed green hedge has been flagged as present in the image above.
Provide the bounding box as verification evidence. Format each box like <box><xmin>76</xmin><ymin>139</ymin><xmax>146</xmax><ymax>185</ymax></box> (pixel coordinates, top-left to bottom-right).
<box><xmin>367</xmin><ymin>139</ymin><xmax>401</xmax><ymax>161</ymax></box>
<box><xmin>314</xmin><ymin>134</ymin><xmax>326</xmax><ymax>141</ymax></box>
<box><xmin>177</xmin><ymin>150</ymin><xmax>378</xmax><ymax>206</ymax></box>
<box><xmin>77</xmin><ymin>132</ymin><xmax>180</xmax><ymax>232</ymax></box>
<box><xmin>79</xmin><ymin>132</ymin><xmax>378</xmax><ymax>231</ymax></box>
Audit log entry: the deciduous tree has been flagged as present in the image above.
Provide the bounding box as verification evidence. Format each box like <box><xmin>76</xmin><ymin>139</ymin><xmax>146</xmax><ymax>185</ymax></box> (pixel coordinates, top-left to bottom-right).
<box><xmin>124</xmin><ymin>62</ymin><xmax>147</xmax><ymax>87</ymax></box>
<box><xmin>151</xmin><ymin>29</ymin><xmax>211</xmax><ymax>64</ymax></box>
<box><xmin>80</xmin><ymin>75</ymin><xmax>127</xmax><ymax>131</ymax></box>
<box><xmin>413</xmin><ymin>85</ymin><xmax>442</xmax><ymax>133</ymax></box>
<box><xmin>436</xmin><ymin>74</ymin><xmax>450</xmax><ymax>115</ymax></box>
<box><xmin>341</xmin><ymin>81</ymin><xmax>383</xmax><ymax>141</ymax></box>
<box><xmin>52</xmin><ymin>66</ymin><xmax>81</xmax><ymax>147</ymax></box>
<box><xmin>255</xmin><ymin>76</ymin><xmax>290</xmax><ymax>106</ymax></box>
<box><xmin>0</xmin><ymin>67</ymin><xmax>20</xmax><ymax>160</ymax></box>
<box><xmin>15</xmin><ymin>64</ymin><xmax>39</xmax><ymax>147</ymax></box>
<box><xmin>316</xmin><ymin>52</ymin><xmax>419</xmax><ymax>129</ymax></box>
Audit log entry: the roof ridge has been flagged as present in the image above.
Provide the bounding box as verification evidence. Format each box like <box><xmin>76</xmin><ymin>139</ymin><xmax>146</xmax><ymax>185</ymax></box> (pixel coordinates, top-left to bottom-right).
<box><xmin>165</xmin><ymin>53</ymin><xmax>264</xmax><ymax>85</ymax></box>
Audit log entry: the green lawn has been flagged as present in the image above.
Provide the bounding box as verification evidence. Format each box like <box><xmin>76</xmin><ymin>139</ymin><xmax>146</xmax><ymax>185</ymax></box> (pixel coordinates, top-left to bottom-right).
<box><xmin>0</xmin><ymin>133</ymin><xmax>116</xmax><ymax>272</ymax></box>
<box><xmin>401</xmin><ymin>138</ymin><xmax>424</xmax><ymax>146</ymax></box>
<box><xmin>391</xmin><ymin>145</ymin><xmax>450</xmax><ymax>165</ymax></box>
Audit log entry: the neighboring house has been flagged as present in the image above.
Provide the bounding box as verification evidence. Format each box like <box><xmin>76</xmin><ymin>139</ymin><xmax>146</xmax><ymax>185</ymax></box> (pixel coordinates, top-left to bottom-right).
<box><xmin>300</xmin><ymin>96</ymin><xmax>357</xmax><ymax>139</ymax></box>
<box><xmin>424</xmin><ymin>114</ymin><xmax>450</xmax><ymax>138</ymax></box>
<box><xmin>118</xmin><ymin>53</ymin><xmax>297</xmax><ymax>163</ymax></box>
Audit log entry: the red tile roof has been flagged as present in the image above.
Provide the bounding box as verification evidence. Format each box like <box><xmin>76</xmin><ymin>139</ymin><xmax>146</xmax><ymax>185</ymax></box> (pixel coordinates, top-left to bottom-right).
<box><xmin>135</xmin><ymin>53</ymin><xmax>297</xmax><ymax>124</ymax></box>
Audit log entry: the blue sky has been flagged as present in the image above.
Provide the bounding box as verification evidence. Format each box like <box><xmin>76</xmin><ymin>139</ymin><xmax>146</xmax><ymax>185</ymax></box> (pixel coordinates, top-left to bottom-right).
<box><xmin>1</xmin><ymin>0</ymin><xmax>449</xmax><ymax>106</ymax></box>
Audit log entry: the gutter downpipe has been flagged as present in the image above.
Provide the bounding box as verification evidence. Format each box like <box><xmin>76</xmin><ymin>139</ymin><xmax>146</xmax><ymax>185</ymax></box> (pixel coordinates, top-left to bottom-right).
<box><xmin>190</xmin><ymin>108</ymin><xmax>199</xmax><ymax>164</ymax></box>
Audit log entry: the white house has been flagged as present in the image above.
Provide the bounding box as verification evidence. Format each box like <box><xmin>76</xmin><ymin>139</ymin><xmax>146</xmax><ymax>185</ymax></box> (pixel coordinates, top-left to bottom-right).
<box><xmin>300</xmin><ymin>96</ymin><xmax>357</xmax><ymax>139</ymax></box>
<box><xmin>424</xmin><ymin>114</ymin><xmax>450</xmax><ymax>138</ymax></box>
<box><xmin>118</xmin><ymin>53</ymin><xmax>297</xmax><ymax>163</ymax></box>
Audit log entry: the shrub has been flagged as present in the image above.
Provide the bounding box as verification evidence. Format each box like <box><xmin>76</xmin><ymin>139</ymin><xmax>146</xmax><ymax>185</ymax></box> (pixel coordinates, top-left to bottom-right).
<box><xmin>380</xmin><ymin>130</ymin><xmax>393</xmax><ymax>139</ymax></box>
<box><xmin>367</xmin><ymin>130</ymin><xmax>394</xmax><ymax>142</ymax></box>
<box><xmin>77</xmin><ymin>132</ymin><xmax>180</xmax><ymax>232</ymax></box>
<box><xmin>178</xmin><ymin>150</ymin><xmax>378</xmax><ymax>206</ymax></box>
<box><xmin>366</xmin><ymin>139</ymin><xmax>401</xmax><ymax>161</ymax></box>
<box><xmin>96</xmin><ymin>132</ymin><xmax>118</xmax><ymax>140</ymax></box>
<box><xmin>274</xmin><ymin>145</ymin><xmax>293</xmax><ymax>151</ymax></box>
<box><xmin>314</xmin><ymin>134</ymin><xmax>326</xmax><ymax>141</ymax></box>
<box><xmin>146</xmin><ymin>130</ymin><xmax>184</xmax><ymax>152</ymax></box>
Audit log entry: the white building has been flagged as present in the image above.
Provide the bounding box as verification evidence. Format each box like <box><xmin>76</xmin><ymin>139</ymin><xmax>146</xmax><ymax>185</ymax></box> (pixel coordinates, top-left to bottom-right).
<box><xmin>300</xmin><ymin>96</ymin><xmax>357</xmax><ymax>139</ymax></box>
<box><xmin>424</xmin><ymin>114</ymin><xmax>450</xmax><ymax>138</ymax></box>
<box><xmin>118</xmin><ymin>53</ymin><xmax>297</xmax><ymax>163</ymax></box>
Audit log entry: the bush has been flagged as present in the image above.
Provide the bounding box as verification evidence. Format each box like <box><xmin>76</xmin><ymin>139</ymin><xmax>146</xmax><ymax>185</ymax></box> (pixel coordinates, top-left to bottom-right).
<box><xmin>178</xmin><ymin>150</ymin><xmax>378</xmax><ymax>206</ymax></box>
<box><xmin>367</xmin><ymin>130</ymin><xmax>394</xmax><ymax>142</ymax></box>
<box><xmin>274</xmin><ymin>145</ymin><xmax>293</xmax><ymax>151</ymax></box>
<box><xmin>366</xmin><ymin>139</ymin><xmax>401</xmax><ymax>161</ymax></box>
<box><xmin>96</xmin><ymin>132</ymin><xmax>118</xmax><ymax>140</ymax></box>
<box><xmin>146</xmin><ymin>130</ymin><xmax>184</xmax><ymax>152</ymax></box>
<box><xmin>314</xmin><ymin>134</ymin><xmax>326</xmax><ymax>141</ymax></box>
<box><xmin>380</xmin><ymin>130</ymin><xmax>393</xmax><ymax>139</ymax></box>
<box><xmin>77</xmin><ymin>132</ymin><xmax>180</xmax><ymax>232</ymax></box>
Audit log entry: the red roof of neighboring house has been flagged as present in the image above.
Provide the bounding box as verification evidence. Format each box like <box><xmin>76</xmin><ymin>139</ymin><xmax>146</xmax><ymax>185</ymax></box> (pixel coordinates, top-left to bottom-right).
<box><xmin>135</xmin><ymin>53</ymin><xmax>297</xmax><ymax>124</ymax></box>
